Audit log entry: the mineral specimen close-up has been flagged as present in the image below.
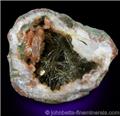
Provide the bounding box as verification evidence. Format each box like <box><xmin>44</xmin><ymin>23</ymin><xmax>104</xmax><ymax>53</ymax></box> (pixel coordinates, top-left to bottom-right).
<box><xmin>7</xmin><ymin>8</ymin><xmax>118</xmax><ymax>104</ymax></box>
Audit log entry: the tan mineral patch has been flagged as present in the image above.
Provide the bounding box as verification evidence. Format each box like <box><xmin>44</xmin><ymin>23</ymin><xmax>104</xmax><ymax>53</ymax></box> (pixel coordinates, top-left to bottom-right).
<box><xmin>27</xmin><ymin>79</ymin><xmax>37</xmax><ymax>88</ymax></box>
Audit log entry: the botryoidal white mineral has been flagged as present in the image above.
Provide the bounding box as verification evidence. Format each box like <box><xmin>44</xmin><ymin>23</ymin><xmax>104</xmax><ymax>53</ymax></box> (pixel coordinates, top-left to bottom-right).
<box><xmin>7</xmin><ymin>8</ymin><xmax>118</xmax><ymax>104</ymax></box>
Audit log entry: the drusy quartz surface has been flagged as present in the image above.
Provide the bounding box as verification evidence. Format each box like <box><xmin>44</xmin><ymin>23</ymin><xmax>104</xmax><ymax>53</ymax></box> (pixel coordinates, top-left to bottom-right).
<box><xmin>7</xmin><ymin>9</ymin><xmax>118</xmax><ymax>104</ymax></box>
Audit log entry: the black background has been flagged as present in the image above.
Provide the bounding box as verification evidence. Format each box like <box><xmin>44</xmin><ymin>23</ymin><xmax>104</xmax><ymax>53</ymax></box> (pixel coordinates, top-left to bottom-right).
<box><xmin>2</xmin><ymin>1</ymin><xmax>120</xmax><ymax>116</ymax></box>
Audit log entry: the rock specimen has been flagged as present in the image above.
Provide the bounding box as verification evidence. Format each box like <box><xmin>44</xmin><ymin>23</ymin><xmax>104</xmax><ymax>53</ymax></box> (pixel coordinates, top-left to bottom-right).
<box><xmin>7</xmin><ymin>8</ymin><xmax>118</xmax><ymax>104</ymax></box>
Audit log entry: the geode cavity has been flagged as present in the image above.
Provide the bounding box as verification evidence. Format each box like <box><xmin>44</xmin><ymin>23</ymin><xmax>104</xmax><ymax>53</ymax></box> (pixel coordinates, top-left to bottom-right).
<box><xmin>7</xmin><ymin>8</ymin><xmax>118</xmax><ymax>103</ymax></box>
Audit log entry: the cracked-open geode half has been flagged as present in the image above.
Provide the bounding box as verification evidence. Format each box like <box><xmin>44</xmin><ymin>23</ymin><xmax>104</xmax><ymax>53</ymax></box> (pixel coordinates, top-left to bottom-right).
<box><xmin>7</xmin><ymin>8</ymin><xmax>118</xmax><ymax>104</ymax></box>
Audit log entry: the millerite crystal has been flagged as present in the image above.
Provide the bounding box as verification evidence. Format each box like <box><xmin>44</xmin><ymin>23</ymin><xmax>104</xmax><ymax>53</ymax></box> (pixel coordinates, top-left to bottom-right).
<box><xmin>35</xmin><ymin>28</ymin><xmax>97</xmax><ymax>90</ymax></box>
<box><xmin>7</xmin><ymin>9</ymin><xmax>118</xmax><ymax>103</ymax></box>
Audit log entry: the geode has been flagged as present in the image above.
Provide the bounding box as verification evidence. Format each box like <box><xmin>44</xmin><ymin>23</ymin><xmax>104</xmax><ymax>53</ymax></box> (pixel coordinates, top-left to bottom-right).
<box><xmin>7</xmin><ymin>8</ymin><xmax>118</xmax><ymax>104</ymax></box>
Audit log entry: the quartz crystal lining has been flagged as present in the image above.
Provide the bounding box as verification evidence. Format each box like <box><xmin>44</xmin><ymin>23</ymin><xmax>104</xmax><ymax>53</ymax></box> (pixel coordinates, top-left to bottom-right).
<box><xmin>17</xmin><ymin>16</ymin><xmax>97</xmax><ymax>91</ymax></box>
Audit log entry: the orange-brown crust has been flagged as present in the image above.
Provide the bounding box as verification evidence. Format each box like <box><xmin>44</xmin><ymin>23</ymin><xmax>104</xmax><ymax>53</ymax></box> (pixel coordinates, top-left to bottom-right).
<box><xmin>25</xmin><ymin>30</ymin><xmax>35</xmax><ymax>47</ymax></box>
<box><xmin>18</xmin><ymin>16</ymin><xmax>52</xmax><ymax>66</ymax></box>
<box><xmin>24</xmin><ymin>27</ymin><xmax>45</xmax><ymax>65</ymax></box>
